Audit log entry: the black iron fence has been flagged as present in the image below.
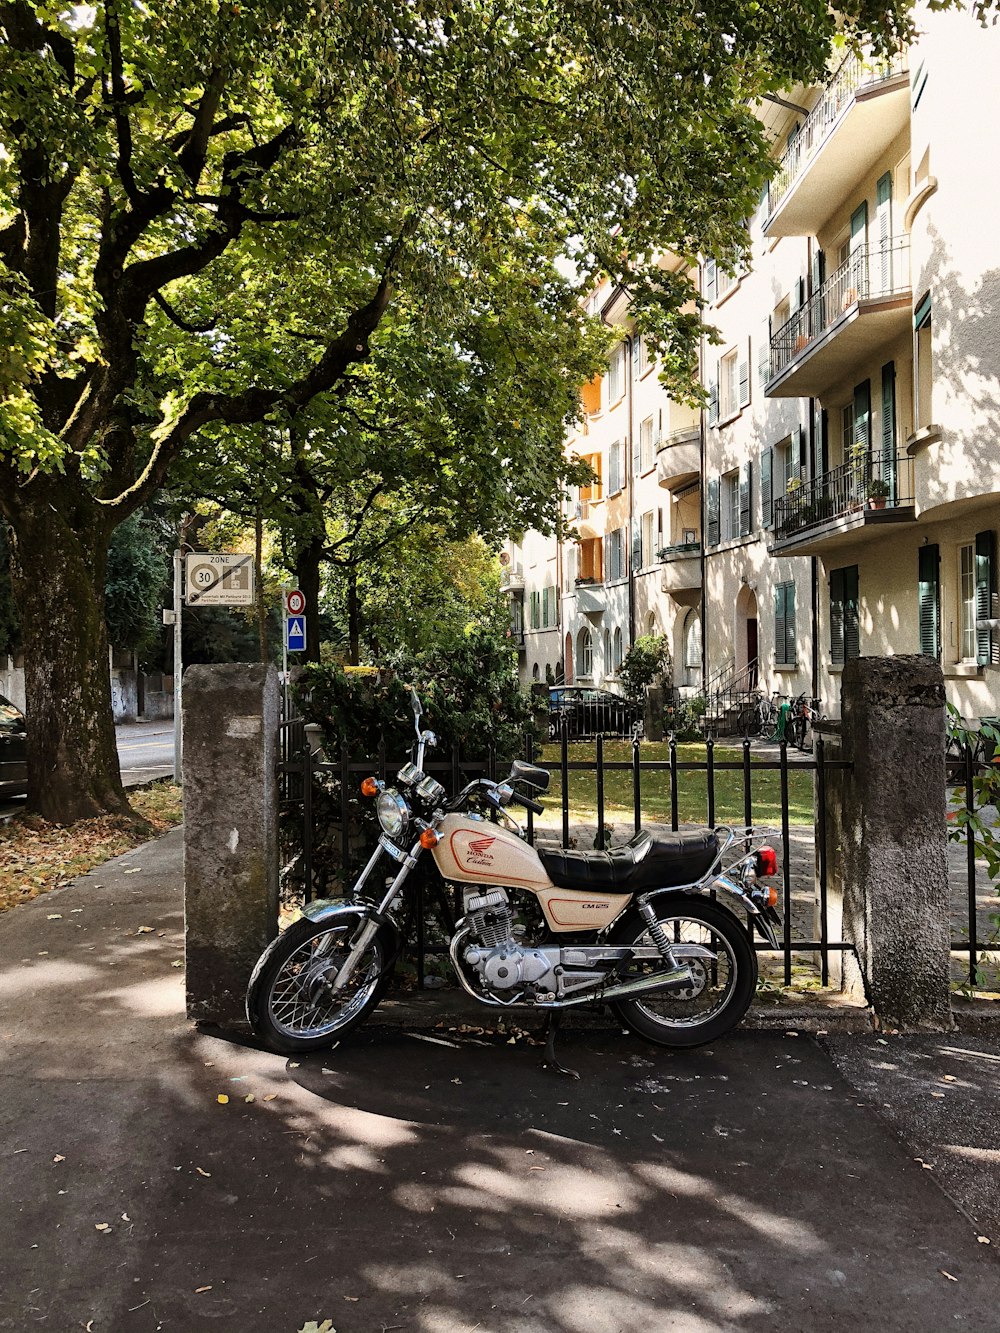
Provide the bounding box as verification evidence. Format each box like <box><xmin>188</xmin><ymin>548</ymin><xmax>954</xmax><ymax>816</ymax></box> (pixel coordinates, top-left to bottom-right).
<box><xmin>773</xmin><ymin>451</ymin><xmax>915</xmax><ymax>541</ymax></box>
<box><xmin>947</xmin><ymin>741</ymin><xmax>1000</xmax><ymax>992</ymax></box>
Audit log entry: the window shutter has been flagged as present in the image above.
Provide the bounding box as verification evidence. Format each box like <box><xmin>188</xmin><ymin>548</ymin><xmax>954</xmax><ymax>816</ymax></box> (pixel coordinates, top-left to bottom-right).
<box><xmin>739</xmin><ymin>461</ymin><xmax>752</xmax><ymax>537</ymax></box>
<box><xmin>811</xmin><ymin>248</ymin><xmax>825</xmax><ymax>295</ymax></box>
<box><xmin>758</xmin><ymin>319</ymin><xmax>771</xmax><ymax>388</ymax></box>
<box><xmin>786</xmin><ymin>583</ymin><xmax>797</xmax><ymax>665</ymax></box>
<box><xmin>632</xmin><ymin>426</ymin><xmax>641</xmax><ymax>477</ymax></box>
<box><xmin>632</xmin><ymin>524</ymin><xmax>642</xmax><ymax>573</ymax></box>
<box><xmin>797</xmin><ymin>424</ymin><xmax>807</xmax><ymax>478</ymax></box>
<box><xmin>707</xmin><ymin>373</ymin><xmax>719</xmax><ymax>427</ymax></box>
<box><xmin>707</xmin><ymin>476</ymin><xmax>721</xmax><ymax>547</ymax></box>
<box><xmin>853</xmin><ymin>381</ymin><xmax>871</xmax><ymax>458</ymax></box>
<box><xmin>761</xmin><ymin>448</ymin><xmax>773</xmax><ymax>529</ymax></box>
<box><xmin>876</xmin><ymin>172</ymin><xmax>892</xmax><ymax>292</ymax></box>
<box><xmin>881</xmin><ymin>362</ymin><xmax>897</xmax><ymax>499</ymax></box>
<box><xmin>918</xmin><ymin>544</ymin><xmax>940</xmax><ymax>658</ymax></box>
<box><xmin>704</xmin><ymin>259</ymin><xmax>717</xmax><ymax>304</ymax></box>
<box><xmin>531</xmin><ymin>590</ymin><xmax>540</xmax><ymax>630</ymax></box>
<box><xmin>844</xmin><ymin>566</ymin><xmax>861</xmax><ymax>661</ymax></box>
<box><xmin>774</xmin><ymin>587</ymin><xmax>786</xmax><ymax>667</ymax></box>
<box><xmin>976</xmin><ymin>529</ymin><xmax>997</xmax><ymax>666</ymax></box>
<box><xmin>830</xmin><ymin>568</ymin><xmax>845</xmax><ymax>664</ymax></box>
<box><xmin>738</xmin><ymin>340</ymin><xmax>751</xmax><ymax>409</ymax></box>
<box><xmin>632</xmin><ymin>335</ymin><xmax>641</xmax><ymax>375</ymax></box>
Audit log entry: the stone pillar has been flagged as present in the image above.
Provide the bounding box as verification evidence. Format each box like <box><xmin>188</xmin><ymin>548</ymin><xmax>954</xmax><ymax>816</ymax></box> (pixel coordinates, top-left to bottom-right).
<box><xmin>183</xmin><ymin>663</ymin><xmax>279</xmax><ymax>1024</ymax></box>
<box><xmin>831</xmin><ymin>655</ymin><xmax>951</xmax><ymax>1030</ymax></box>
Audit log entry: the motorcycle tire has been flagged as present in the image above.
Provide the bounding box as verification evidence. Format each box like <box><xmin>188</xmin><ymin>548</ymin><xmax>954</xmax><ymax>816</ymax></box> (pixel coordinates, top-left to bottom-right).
<box><xmin>248</xmin><ymin>914</ymin><xmax>394</xmax><ymax>1054</ymax></box>
<box><xmin>609</xmin><ymin>898</ymin><xmax>757</xmax><ymax>1049</ymax></box>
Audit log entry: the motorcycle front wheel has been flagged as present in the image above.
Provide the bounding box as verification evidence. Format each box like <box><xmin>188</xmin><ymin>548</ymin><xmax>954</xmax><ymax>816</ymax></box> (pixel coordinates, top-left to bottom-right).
<box><xmin>248</xmin><ymin>915</ymin><xmax>393</xmax><ymax>1053</ymax></box>
<box><xmin>610</xmin><ymin>899</ymin><xmax>757</xmax><ymax>1048</ymax></box>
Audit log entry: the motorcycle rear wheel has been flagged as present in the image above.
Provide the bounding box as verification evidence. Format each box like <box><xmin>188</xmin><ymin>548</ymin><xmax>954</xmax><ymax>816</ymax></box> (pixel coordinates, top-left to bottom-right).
<box><xmin>248</xmin><ymin>915</ymin><xmax>393</xmax><ymax>1054</ymax></box>
<box><xmin>610</xmin><ymin>899</ymin><xmax>757</xmax><ymax>1048</ymax></box>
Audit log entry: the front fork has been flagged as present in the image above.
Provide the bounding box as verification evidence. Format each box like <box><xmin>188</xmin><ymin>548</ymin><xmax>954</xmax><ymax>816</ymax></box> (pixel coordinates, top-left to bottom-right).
<box><xmin>329</xmin><ymin>835</ymin><xmax>424</xmax><ymax>991</ymax></box>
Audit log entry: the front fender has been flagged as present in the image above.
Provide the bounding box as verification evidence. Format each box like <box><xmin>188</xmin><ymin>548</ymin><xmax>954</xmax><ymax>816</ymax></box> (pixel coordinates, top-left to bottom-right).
<box><xmin>643</xmin><ymin>879</ymin><xmax>780</xmax><ymax>949</ymax></box>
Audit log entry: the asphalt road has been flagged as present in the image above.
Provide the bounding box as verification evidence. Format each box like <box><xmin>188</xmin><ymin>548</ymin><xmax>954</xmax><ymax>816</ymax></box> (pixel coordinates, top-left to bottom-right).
<box><xmin>0</xmin><ymin>719</ymin><xmax>174</xmax><ymax>819</ymax></box>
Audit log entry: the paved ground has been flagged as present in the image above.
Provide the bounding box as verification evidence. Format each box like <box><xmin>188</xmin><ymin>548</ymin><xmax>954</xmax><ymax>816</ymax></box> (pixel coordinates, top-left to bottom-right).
<box><xmin>1</xmin><ymin>829</ymin><xmax>999</xmax><ymax>1331</ymax></box>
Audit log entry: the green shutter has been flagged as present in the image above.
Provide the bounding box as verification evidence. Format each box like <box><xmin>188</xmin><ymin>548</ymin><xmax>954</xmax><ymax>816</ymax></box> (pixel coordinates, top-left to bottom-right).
<box><xmin>844</xmin><ymin>566</ymin><xmax>861</xmax><ymax>661</ymax></box>
<box><xmin>704</xmin><ymin>259</ymin><xmax>717</xmax><ymax>304</ymax></box>
<box><xmin>739</xmin><ymin>461</ymin><xmax>752</xmax><ymax>537</ymax></box>
<box><xmin>881</xmin><ymin>362</ymin><xmax>897</xmax><ymax>500</ymax></box>
<box><xmin>761</xmin><ymin>449</ymin><xmax>773</xmax><ymax>529</ymax></box>
<box><xmin>976</xmin><ymin>530</ymin><xmax>997</xmax><ymax>666</ymax></box>
<box><xmin>918</xmin><ymin>544</ymin><xmax>940</xmax><ymax>658</ymax></box>
<box><xmin>853</xmin><ymin>381</ymin><xmax>871</xmax><ymax>455</ymax></box>
<box><xmin>786</xmin><ymin>583</ymin><xmax>796</xmax><ymax>665</ymax></box>
<box><xmin>738</xmin><ymin>342</ymin><xmax>750</xmax><ymax>409</ymax></box>
<box><xmin>707</xmin><ymin>476</ymin><xmax>720</xmax><ymax>547</ymax></box>
<box><xmin>774</xmin><ymin>586</ymin><xmax>786</xmax><ymax>666</ymax></box>
<box><xmin>876</xmin><ymin>172</ymin><xmax>893</xmax><ymax>292</ymax></box>
<box><xmin>708</xmin><ymin>373</ymin><xmax>719</xmax><ymax>427</ymax></box>
<box><xmin>830</xmin><ymin>567</ymin><xmax>845</xmax><ymax>664</ymax></box>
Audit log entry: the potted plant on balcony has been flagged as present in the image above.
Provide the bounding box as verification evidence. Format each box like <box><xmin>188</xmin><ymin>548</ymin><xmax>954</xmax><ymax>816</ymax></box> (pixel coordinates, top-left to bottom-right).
<box><xmin>867</xmin><ymin>477</ymin><xmax>890</xmax><ymax>510</ymax></box>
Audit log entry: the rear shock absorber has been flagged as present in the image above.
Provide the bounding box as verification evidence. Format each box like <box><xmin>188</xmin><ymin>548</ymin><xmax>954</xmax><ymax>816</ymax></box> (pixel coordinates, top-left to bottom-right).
<box><xmin>638</xmin><ymin>901</ymin><xmax>676</xmax><ymax>962</ymax></box>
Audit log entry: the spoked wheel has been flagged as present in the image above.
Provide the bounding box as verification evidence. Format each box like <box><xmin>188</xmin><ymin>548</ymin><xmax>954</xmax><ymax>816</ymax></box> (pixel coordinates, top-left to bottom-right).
<box><xmin>610</xmin><ymin>899</ymin><xmax>757</xmax><ymax>1048</ymax></box>
<box><xmin>248</xmin><ymin>915</ymin><xmax>393</xmax><ymax>1054</ymax></box>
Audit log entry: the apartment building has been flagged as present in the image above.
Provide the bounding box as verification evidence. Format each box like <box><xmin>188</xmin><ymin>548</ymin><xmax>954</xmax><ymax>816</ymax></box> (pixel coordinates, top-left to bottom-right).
<box><xmin>509</xmin><ymin>270</ymin><xmax>703</xmax><ymax>695</ymax></box>
<box><xmin>509</xmin><ymin>4</ymin><xmax>1000</xmax><ymax>722</ymax></box>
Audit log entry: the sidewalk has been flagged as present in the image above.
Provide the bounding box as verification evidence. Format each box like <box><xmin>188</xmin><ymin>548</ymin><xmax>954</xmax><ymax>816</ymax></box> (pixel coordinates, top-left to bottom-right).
<box><xmin>1</xmin><ymin>829</ymin><xmax>999</xmax><ymax>1331</ymax></box>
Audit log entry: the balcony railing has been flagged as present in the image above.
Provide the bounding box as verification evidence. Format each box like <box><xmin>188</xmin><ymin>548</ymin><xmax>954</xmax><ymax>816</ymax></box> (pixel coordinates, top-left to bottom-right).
<box><xmin>768</xmin><ymin>238</ymin><xmax>910</xmax><ymax>383</ymax></box>
<box><xmin>657</xmin><ymin>541</ymin><xmax>701</xmax><ymax>561</ymax></box>
<box><xmin>773</xmin><ymin>451</ymin><xmax>914</xmax><ymax>541</ymax></box>
<box><xmin>499</xmin><ymin>564</ymin><xmax>524</xmax><ymax>592</ymax></box>
<box><xmin>768</xmin><ymin>50</ymin><xmax>908</xmax><ymax>216</ymax></box>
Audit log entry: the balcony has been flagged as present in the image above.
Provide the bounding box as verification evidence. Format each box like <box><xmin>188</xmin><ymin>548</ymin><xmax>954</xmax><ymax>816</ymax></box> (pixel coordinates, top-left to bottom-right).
<box><xmin>573</xmin><ymin>577</ymin><xmax>606</xmax><ymax>615</ymax></box>
<box><xmin>499</xmin><ymin>564</ymin><xmax>525</xmax><ymax>593</ymax></box>
<box><xmin>770</xmin><ymin>452</ymin><xmax>915</xmax><ymax>555</ymax></box>
<box><xmin>766</xmin><ymin>239</ymin><xmax>911</xmax><ymax>398</ymax></box>
<box><xmin>508</xmin><ymin>625</ymin><xmax>526</xmax><ymax>651</ymax></box>
<box><xmin>656</xmin><ymin>427</ymin><xmax>701</xmax><ymax>492</ymax></box>
<box><xmin>658</xmin><ymin>542</ymin><xmax>701</xmax><ymax>603</ymax></box>
<box><xmin>765</xmin><ymin>51</ymin><xmax>909</xmax><ymax>238</ymax></box>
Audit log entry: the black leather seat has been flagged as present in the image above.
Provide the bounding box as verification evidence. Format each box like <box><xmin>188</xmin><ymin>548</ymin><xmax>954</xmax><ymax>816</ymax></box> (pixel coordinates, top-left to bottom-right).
<box><xmin>537</xmin><ymin>828</ymin><xmax>719</xmax><ymax>894</ymax></box>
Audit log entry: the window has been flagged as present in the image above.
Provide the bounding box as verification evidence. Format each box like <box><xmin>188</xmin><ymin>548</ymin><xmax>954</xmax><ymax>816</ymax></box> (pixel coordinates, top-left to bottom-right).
<box><xmin>960</xmin><ymin>543</ymin><xmax>976</xmax><ymax>661</ymax></box>
<box><xmin>830</xmin><ymin>566</ymin><xmax>860</xmax><ymax>664</ymax></box>
<box><xmin>607</xmin><ymin>527</ymin><xmax>626</xmax><ymax>581</ymax></box>
<box><xmin>529</xmin><ymin>590</ymin><xmax>540</xmax><ymax>630</ymax></box>
<box><xmin>774</xmin><ymin>582</ymin><xmax>797</xmax><ymax>667</ymax></box>
<box><xmin>720</xmin><ymin>349</ymin><xmax>739</xmax><ymax>420</ymax></box>
<box><xmin>722</xmin><ymin>470</ymin><xmax>740</xmax><ymax>542</ymax></box>
<box><xmin>606</xmin><ymin>344</ymin><xmax>624</xmax><ymax>406</ymax></box>
<box><xmin>975</xmin><ymin>531</ymin><xmax>997</xmax><ymax>666</ymax></box>
<box><xmin>531</xmin><ymin>662</ymin><xmax>540</xmax><ymax>681</ymax></box>
<box><xmin>647</xmin><ymin>612</ymin><xmax>657</xmax><ymax>636</ymax></box>
<box><xmin>580</xmin><ymin>452</ymin><xmax>603</xmax><ymax>502</ymax></box>
<box><xmin>683</xmin><ymin>611</ymin><xmax>702</xmax><ymax>686</ymax></box>
<box><xmin>603</xmin><ymin>628</ymin><xmax>612</xmax><ymax>675</ymax></box>
<box><xmin>577</xmin><ymin>628</ymin><xmax>594</xmax><ymax>679</ymax></box>
<box><xmin>613</xmin><ymin>628</ymin><xmax>624</xmax><ymax>672</ymax></box>
<box><xmin>511</xmin><ymin>599</ymin><xmax>524</xmax><ymax>638</ymax></box>
<box><xmin>637</xmin><ymin>336</ymin><xmax>652</xmax><ymax>376</ymax></box>
<box><xmin>608</xmin><ymin>440</ymin><xmax>624</xmax><ymax>495</ymax></box>
<box><xmin>639</xmin><ymin>416</ymin><xmax>655</xmax><ymax>472</ymax></box>
<box><xmin>641</xmin><ymin>511</ymin><xmax>655</xmax><ymax>568</ymax></box>
<box><xmin>717</xmin><ymin>266</ymin><xmax>739</xmax><ymax>302</ymax></box>
<box><xmin>578</xmin><ymin>537</ymin><xmax>602</xmax><ymax>583</ymax></box>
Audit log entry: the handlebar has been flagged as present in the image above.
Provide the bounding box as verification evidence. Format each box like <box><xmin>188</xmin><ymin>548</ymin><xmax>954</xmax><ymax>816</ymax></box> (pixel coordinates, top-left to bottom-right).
<box><xmin>508</xmin><ymin>790</ymin><xmax>545</xmax><ymax>816</ymax></box>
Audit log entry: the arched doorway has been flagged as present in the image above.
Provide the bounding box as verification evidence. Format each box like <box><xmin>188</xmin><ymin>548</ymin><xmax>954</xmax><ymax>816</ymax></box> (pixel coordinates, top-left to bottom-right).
<box><xmin>735</xmin><ymin>584</ymin><xmax>759</xmax><ymax>686</ymax></box>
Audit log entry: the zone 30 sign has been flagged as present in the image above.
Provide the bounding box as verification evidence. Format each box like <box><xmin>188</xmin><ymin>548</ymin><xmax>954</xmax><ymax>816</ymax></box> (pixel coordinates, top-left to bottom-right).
<box><xmin>185</xmin><ymin>553</ymin><xmax>255</xmax><ymax>606</ymax></box>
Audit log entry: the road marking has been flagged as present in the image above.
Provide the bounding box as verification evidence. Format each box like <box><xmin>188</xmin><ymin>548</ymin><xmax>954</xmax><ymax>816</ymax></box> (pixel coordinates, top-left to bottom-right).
<box><xmin>117</xmin><ymin>740</ymin><xmax>174</xmax><ymax>753</ymax></box>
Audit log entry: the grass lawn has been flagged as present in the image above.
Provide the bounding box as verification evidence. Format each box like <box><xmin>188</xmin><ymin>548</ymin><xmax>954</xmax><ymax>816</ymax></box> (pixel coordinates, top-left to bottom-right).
<box><xmin>0</xmin><ymin>781</ymin><xmax>183</xmax><ymax>915</ymax></box>
<box><xmin>533</xmin><ymin>740</ymin><xmax>814</xmax><ymax>831</ymax></box>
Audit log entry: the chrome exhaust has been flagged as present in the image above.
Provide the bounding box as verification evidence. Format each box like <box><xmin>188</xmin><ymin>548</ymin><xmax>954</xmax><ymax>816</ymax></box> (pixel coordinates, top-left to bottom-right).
<box><xmin>536</xmin><ymin>964</ymin><xmax>694</xmax><ymax>1009</ymax></box>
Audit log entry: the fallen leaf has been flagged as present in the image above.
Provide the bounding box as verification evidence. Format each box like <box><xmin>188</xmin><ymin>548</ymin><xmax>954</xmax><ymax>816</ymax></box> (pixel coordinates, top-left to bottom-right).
<box><xmin>95</xmin><ymin>1222</ymin><xmax>112</xmax><ymax>1232</ymax></box>
<box><xmin>940</xmin><ymin>1270</ymin><xmax>957</xmax><ymax>1281</ymax></box>
<box><xmin>47</xmin><ymin>913</ymin><xmax>62</xmax><ymax>920</ymax></box>
<box><xmin>931</xmin><ymin>1092</ymin><xmax>945</xmax><ymax>1099</ymax></box>
<box><xmin>136</xmin><ymin>926</ymin><xmax>154</xmax><ymax>935</ymax></box>
<box><xmin>977</xmin><ymin>1235</ymin><xmax>991</xmax><ymax>1245</ymax></box>
<box><xmin>216</xmin><ymin>1095</ymin><xmax>229</xmax><ymax>1105</ymax></box>
<box><xmin>528</xmin><ymin>1166</ymin><xmax>545</xmax><ymax>1172</ymax></box>
<box><xmin>297</xmin><ymin>1322</ymin><xmax>336</xmax><ymax>1333</ymax></box>
<box><xmin>289</xmin><ymin>1061</ymin><xmax>300</xmax><ymax>1068</ymax></box>
<box><xmin>194</xmin><ymin>1285</ymin><xmax>213</xmax><ymax>1294</ymax></box>
<box><xmin>196</xmin><ymin>1167</ymin><xmax>211</xmax><ymax>1178</ymax></box>
<box><xmin>121</xmin><ymin>1213</ymin><xmax>130</xmax><ymax>1222</ymax></box>
<box><xmin>53</xmin><ymin>1154</ymin><xmax>65</xmax><ymax>1163</ymax></box>
<box><xmin>244</xmin><ymin>1094</ymin><xmax>255</xmax><ymax>1103</ymax></box>
<box><xmin>263</xmin><ymin>1094</ymin><xmax>277</xmax><ymax>1102</ymax></box>
<box><xmin>171</xmin><ymin>960</ymin><xmax>183</xmax><ymax>968</ymax></box>
<box><xmin>941</xmin><ymin>1075</ymin><xmax>957</xmax><ymax>1083</ymax></box>
<box><xmin>344</xmin><ymin>1295</ymin><xmax>360</xmax><ymax>1300</ymax></box>
<box><xmin>124</xmin><ymin>868</ymin><xmax>141</xmax><ymax>874</ymax></box>
<box><xmin>785</xmin><ymin>1030</ymin><xmax>798</xmax><ymax>1037</ymax></box>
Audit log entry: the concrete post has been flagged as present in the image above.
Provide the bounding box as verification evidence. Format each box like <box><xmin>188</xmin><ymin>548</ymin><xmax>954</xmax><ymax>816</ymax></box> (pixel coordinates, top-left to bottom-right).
<box><xmin>828</xmin><ymin>655</ymin><xmax>951</xmax><ymax>1030</ymax></box>
<box><xmin>183</xmin><ymin>663</ymin><xmax>279</xmax><ymax>1024</ymax></box>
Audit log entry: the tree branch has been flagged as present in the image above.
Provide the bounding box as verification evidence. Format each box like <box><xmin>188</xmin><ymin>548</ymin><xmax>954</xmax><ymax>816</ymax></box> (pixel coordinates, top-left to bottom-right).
<box><xmin>151</xmin><ymin>290</ymin><xmax>217</xmax><ymax>334</ymax></box>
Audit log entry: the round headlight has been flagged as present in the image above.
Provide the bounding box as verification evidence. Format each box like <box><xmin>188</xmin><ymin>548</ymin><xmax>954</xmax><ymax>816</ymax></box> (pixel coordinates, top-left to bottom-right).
<box><xmin>376</xmin><ymin>789</ymin><xmax>409</xmax><ymax>840</ymax></box>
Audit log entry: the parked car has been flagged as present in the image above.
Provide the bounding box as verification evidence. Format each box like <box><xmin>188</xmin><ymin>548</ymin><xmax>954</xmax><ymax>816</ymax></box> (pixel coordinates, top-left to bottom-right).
<box><xmin>547</xmin><ymin>686</ymin><xmax>641</xmax><ymax>740</ymax></box>
<box><xmin>0</xmin><ymin>694</ymin><xmax>27</xmax><ymax>798</ymax></box>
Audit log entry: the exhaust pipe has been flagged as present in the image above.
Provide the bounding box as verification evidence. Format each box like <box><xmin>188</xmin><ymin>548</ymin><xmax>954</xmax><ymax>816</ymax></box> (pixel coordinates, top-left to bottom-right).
<box><xmin>537</xmin><ymin>964</ymin><xmax>694</xmax><ymax>1010</ymax></box>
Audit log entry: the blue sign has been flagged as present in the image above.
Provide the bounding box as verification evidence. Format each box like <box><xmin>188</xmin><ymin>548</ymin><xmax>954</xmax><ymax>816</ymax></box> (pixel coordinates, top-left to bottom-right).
<box><xmin>286</xmin><ymin>615</ymin><xmax>307</xmax><ymax>652</ymax></box>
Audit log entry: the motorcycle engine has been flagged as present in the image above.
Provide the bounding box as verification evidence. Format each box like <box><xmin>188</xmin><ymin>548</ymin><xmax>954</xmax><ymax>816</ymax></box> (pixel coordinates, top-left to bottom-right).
<box><xmin>462</xmin><ymin>889</ymin><xmax>558</xmax><ymax>997</ymax></box>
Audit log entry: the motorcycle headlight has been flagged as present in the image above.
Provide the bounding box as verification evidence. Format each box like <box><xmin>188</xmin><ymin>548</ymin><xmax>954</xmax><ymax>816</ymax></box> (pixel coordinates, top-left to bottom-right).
<box><xmin>376</xmin><ymin>789</ymin><xmax>409</xmax><ymax>840</ymax></box>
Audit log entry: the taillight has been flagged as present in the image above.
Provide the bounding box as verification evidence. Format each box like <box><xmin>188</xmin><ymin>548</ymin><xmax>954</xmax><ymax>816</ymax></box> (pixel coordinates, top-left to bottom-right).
<box><xmin>755</xmin><ymin>846</ymin><xmax>778</xmax><ymax>877</ymax></box>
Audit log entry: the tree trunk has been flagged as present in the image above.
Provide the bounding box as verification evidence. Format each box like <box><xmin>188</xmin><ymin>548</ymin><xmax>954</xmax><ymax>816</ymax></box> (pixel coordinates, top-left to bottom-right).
<box><xmin>254</xmin><ymin>510</ymin><xmax>268</xmax><ymax>663</ymax></box>
<box><xmin>8</xmin><ymin>502</ymin><xmax>129</xmax><ymax>823</ymax></box>
<box><xmin>295</xmin><ymin>537</ymin><xmax>324</xmax><ymax>663</ymax></box>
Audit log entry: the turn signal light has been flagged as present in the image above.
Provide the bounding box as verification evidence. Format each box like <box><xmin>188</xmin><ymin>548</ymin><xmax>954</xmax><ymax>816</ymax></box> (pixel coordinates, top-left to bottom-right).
<box><xmin>419</xmin><ymin>828</ymin><xmax>440</xmax><ymax>850</ymax></box>
<box><xmin>764</xmin><ymin>885</ymin><xmax>779</xmax><ymax>908</ymax></box>
<box><xmin>361</xmin><ymin>777</ymin><xmax>379</xmax><ymax>797</ymax></box>
<box><xmin>755</xmin><ymin>847</ymin><xmax>778</xmax><ymax>877</ymax></box>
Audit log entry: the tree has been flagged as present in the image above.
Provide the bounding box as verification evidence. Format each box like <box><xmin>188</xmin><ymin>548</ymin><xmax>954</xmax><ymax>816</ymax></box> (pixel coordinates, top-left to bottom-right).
<box><xmin>0</xmin><ymin>0</ymin><xmax>918</xmax><ymax>820</ymax></box>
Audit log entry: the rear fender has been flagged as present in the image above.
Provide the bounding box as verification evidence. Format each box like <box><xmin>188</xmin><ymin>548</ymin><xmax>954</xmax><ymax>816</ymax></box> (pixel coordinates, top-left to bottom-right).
<box><xmin>641</xmin><ymin>881</ymin><xmax>779</xmax><ymax>949</ymax></box>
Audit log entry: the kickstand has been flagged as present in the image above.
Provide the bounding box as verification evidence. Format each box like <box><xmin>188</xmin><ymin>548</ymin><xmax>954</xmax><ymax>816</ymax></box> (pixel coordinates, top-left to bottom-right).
<box><xmin>542</xmin><ymin>1011</ymin><xmax>580</xmax><ymax>1080</ymax></box>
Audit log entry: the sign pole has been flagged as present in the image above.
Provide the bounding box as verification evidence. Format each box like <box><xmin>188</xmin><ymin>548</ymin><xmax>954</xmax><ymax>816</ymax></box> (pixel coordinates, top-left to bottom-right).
<box><xmin>281</xmin><ymin>584</ymin><xmax>289</xmax><ymax>722</ymax></box>
<box><xmin>173</xmin><ymin>549</ymin><xmax>183</xmax><ymax>783</ymax></box>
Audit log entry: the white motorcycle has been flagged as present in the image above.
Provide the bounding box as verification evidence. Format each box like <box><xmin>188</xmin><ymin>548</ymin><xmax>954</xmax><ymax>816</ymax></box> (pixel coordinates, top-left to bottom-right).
<box><xmin>248</xmin><ymin>691</ymin><xmax>781</xmax><ymax>1059</ymax></box>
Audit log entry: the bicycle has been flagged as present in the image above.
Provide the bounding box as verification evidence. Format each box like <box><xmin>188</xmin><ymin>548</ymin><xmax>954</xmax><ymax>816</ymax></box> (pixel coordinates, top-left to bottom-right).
<box><xmin>789</xmin><ymin>693</ymin><xmax>824</xmax><ymax>751</ymax></box>
<box><xmin>756</xmin><ymin>690</ymin><xmax>782</xmax><ymax>738</ymax></box>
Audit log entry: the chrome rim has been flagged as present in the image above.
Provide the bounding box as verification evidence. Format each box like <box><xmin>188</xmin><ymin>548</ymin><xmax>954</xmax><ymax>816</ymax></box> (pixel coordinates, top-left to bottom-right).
<box><xmin>631</xmin><ymin>915</ymin><xmax>738</xmax><ymax>1030</ymax></box>
<box><xmin>267</xmin><ymin>925</ymin><xmax>382</xmax><ymax>1039</ymax></box>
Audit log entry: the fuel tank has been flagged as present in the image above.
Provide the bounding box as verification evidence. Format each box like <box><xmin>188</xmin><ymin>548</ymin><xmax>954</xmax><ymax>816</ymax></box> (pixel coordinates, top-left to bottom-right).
<box><xmin>431</xmin><ymin>814</ymin><xmax>632</xmax><ymax>933</ymax></box>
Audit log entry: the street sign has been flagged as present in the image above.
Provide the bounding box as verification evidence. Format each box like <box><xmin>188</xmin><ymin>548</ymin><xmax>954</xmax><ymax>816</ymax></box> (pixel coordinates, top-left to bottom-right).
<box><xmin>285</xmin><ymin>588</ymin><xmax>306</xmax><ymax>615</ymax></box>
<box><xmin>185</xmin><ymin>553</ymin><xmax>255</xmax><ymax>605</ymax></box>
<box><xmin>286</xmin><ymin>615</ymin><xmax>307</xmax><ymax>652</ymax></box>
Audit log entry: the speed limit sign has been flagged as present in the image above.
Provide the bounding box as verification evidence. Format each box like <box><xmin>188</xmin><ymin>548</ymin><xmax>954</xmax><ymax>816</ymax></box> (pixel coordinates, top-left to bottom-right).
<box><xmin>285</xmin><ymin>588</ymin><xmax>306</xmax><ymax>615</ymax></box>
